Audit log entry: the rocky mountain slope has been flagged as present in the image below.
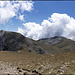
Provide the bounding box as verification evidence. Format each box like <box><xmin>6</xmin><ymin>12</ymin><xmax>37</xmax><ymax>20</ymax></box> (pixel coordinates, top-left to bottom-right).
<box><xmin>0</xmin><ymin>30</ymin><xmax>61</xmax><ymax>54</ymax></box>
<box><xmin>38</xmin><ymin>36</ymin><xmax>66</xmax><ymax>45</ymax></box>
<box><xmin>38</xmin><ymin>36</ymin><xmax>75</xmax><ymax>53</ymax></box>
<box><xmin>0</xmin><ymin>30</ymin><xmax>46</xmax><ymax>54</ymax></box>
<box><xmin>0</xmin><ymin>30</ymin><xmax>75</xmax><ymax>54</ymax></box>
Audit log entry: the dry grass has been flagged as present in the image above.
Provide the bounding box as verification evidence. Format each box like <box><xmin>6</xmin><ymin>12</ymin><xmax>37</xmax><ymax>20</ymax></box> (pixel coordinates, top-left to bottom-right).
<box><xmin>0</xmin><ymin>51</ymin><xmax>75</xmax><ymax>74</ymax></box>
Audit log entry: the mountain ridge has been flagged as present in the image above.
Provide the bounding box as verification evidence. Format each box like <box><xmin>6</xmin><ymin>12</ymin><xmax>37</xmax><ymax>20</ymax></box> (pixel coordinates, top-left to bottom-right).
<box><xmin>0</xmin><ymin>30</ymin><xmax>75</xmax><ymax>54</ymax></box>
<box><xmin>0</xmin><ymin>30</ymin><xmax>46</xmax><ymax>54</ymax></box>
<box><xmin>38</xmin><ymin>36</ymin><xmax>75</xmax><ymax>53</ymax></box>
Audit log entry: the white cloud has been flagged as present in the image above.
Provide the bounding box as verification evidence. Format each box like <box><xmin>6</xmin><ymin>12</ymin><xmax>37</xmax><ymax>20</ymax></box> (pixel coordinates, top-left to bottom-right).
<box><xmin>19</xmin><ymin>14</ymin><xmax>24</xmax><ymax>21</ymax></box>
<box><xmin>18</xmin><ymin>13</ymin><xmax>75</xmax><ymax>41</ymax></box>
<box><xmin>19</xmin><ymin>1</ymin><xmax>34</xmax><ymax>12</ymax></box>
<box><xmin>0</xmin><ymin>1</ymin><xmax>34</xmax><ymax>24</ymax></box>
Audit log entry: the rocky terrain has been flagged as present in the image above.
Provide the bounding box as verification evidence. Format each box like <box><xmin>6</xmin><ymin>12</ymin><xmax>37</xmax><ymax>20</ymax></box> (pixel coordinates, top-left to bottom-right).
<box><xmin>0</xmin><ymin>51</ymin><xmax>75</xmax><ymax>74</ymax></box>
<box><xmin>1</xmin><ymin>30</ymin><xmax>75</xmax><ymax>54</ymax></box>
<box><xmin>0</xmin><ymin>30</ymin><xmax>45</xmax><ymax>54</ymax></box>
<box><xmin>0</xmin><ymin>61</ymin><xmax>42</xmax><ymax>75</ymax></box>
<box><xmin>0</xmin><ymin>30</ymin><xmax>62</xmax><ymax>54</ymax></box>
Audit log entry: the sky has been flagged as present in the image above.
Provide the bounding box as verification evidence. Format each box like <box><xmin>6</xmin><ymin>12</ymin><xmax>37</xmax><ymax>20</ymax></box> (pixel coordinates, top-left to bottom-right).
<box><xmin>0</xmin><ymin>1</ymin><xmax>75</xmax><ymax>40</ymax></box>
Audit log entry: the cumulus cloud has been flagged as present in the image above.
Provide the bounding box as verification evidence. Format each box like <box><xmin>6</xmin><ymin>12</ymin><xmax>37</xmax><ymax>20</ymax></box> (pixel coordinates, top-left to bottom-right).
<box><xmin>18</xmin><ymin>13</ymin><xmax>75</xmax><ymax>40</ymax></box>
<box><xmin>19</xmin><ymin>1</ymin><xmax>34</xmax><ymax>12</ymax></box>
<box><xmin>0</xmin><ymin>1</ymin><xmax>33</xmax><ymax>24</ymax></box>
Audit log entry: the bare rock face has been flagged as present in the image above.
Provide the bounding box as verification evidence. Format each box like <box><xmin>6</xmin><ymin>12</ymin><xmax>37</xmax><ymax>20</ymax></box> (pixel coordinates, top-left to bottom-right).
<box><xmin>0</xmin><ymin>30</ymin><xmax>27</xmax><ymax>51</ymax></box>
<box><xmin>0</xmin><ymin>30</ymin><xmax>45</xmax><ymax>54</ymax></box>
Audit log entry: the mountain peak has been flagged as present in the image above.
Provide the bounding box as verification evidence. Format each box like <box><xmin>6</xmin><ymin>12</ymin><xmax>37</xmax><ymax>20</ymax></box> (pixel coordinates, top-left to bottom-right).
<box><xmin>0</xmin><ymin>30</ymin><xmax>46</xmax><ymax>54</ymax></box>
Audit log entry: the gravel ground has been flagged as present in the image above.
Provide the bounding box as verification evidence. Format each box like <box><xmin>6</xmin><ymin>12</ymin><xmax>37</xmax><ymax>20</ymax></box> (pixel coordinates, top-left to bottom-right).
<box><xmin>0</xmin><ymin>61</ymin><xmax>42</xmax><ymax>75</ymax></box>
<box><xmin>0</xmin><ymin>61</ymin><xmax>18</xmax><ymax>74</ymax></box>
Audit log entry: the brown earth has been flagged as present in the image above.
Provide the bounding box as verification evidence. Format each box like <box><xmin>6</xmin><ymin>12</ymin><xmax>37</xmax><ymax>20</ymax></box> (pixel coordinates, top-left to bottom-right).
<box><xmin>0</xmin><ymin>51</ymin><xmax>75</xmax><ymax>74</ymax></box>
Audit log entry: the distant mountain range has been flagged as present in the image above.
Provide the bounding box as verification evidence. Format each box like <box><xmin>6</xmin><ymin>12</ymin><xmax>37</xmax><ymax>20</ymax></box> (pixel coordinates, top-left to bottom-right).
<box><xmin>0</xmin><ymin>30</ymin><xmax>75</xmax><ymax>54</ymax></box>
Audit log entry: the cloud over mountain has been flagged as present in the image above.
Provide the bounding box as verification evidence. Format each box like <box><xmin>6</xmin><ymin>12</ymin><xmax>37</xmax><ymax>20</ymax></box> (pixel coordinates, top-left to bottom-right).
<box><xmin>0</xmin><ymin>1</ymin><xmax>33</xmax><ymax>24</ymax></box>
<box><xmin>18</xmin><ymin>13</ymin><xmax>75</xmax><ymax>40</ymax></box>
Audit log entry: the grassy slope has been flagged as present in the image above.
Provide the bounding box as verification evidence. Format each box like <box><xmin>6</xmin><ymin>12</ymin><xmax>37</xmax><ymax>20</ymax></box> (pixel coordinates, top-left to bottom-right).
<box><xmin>36</xmin><ymin>41</ymin><xmax>62</xmax><ymax>54</ymax></box>
<box><xmin>53</xmin><ymin>39</ymin><xmax>75</xmax><ymax>52</ymax></box>
<box><xmin>38</xmin><ymin>37</ymin><xmax>75</xmax><ymax>53</ymax></box>
<box><xmin>19</xmin><ymin>39</ymin><xmax>62</xmax><ymax>54</ymax></box>
<box><xmin>0</xmin><ymin>51</ymin><xmax>75</xmax><ymax>74</ymax></box>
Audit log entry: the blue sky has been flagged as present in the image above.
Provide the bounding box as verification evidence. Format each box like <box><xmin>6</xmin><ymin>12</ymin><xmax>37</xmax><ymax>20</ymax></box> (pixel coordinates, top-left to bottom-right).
<box><xmin>0</xmin><ymin>1</ymin><xmax>75</xmax><ymax>40</ymax></box>
<box><xmin>0</xmin><ymin>1</ymin><xmax>75</xmax><ymax>31</ymax></box>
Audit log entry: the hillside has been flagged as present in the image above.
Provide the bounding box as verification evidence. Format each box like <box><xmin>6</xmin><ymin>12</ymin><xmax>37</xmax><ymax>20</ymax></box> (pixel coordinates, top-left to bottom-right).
<box><xmin>38</xmin><ymin>36</ymin><xmax>75</xmax><ymax>53</ymax></box>
<box><xmin>0</xmin><ymin>30</ymin><xmax>46</xmax><ymax>54</ymax></box>
<box><xmin>0</xmin><ymin>30</ymin><xmax>62</xmax><ymax>54</ymax></box>
<box><xmin>1</xmin><ymin>30</ymin><xmax>75</xmax><ymax>54</ymax></box>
